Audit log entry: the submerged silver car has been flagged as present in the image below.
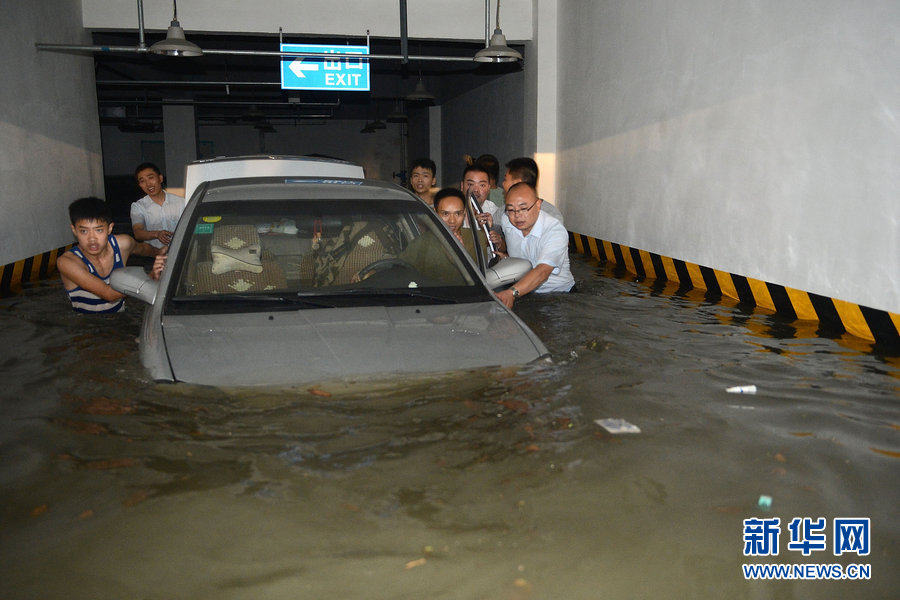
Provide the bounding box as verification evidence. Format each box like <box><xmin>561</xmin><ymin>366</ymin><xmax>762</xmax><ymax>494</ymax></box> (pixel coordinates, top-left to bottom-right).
<box><xmin>113</xmin><ymin>157</ymin><xmax>548</xmax><ymax>386</ymax></box>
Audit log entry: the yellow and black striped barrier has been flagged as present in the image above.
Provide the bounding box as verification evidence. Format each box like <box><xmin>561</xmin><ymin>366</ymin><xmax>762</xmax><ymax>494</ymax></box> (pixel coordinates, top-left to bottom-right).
<box><xmin>0</xmin><ymin>245</ymin><xmax>73</xmax><ymax>297</ymax></box>
<box><xmin>5</xmin><ymin>238</ymin><xmax>900</xmax><ymax>348</ymax></box>
<box><xmin>570</xmin><ymin>232</ymin><xmax>900</xmax><ymax>347</ymax></box>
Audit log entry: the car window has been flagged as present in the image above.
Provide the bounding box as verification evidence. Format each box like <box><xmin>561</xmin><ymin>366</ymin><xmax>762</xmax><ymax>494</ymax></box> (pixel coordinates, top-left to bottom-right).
<box><xmin>166</xmin><ymin>198</ymin><xmax>489</xmax><ymax>312</ymax></box>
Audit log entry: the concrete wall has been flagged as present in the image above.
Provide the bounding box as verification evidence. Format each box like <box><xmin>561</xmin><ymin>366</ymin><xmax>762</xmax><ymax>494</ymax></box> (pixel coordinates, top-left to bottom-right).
<box><xmin>530</xmin><ymin>0</ymin><xmax>558</xmax><ymax>205</ymax></box>
<box><xmin>440</xmin><ymin>71</ymin><xmax>526</xmax><ymax>189</ymax></box>
<box><xmin>101</xmin><ymin>120</ymin><xmax>405</xmax><ymax>184</ymax></box>
<box><xmin>556</xmin><ymin>0</ymin><xmax>900</xmax><ymax>314</ymax></box>
<box><xmin>0</xmin><ymin>0</ymin><xmax>104</xmax><ymax>266</ymax></box>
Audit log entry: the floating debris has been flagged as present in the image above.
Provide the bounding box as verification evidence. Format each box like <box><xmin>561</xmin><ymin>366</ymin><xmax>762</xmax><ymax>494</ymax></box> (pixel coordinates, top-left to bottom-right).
<box><xmin>594</xmin><ymin>418</ymin><xmax>641</xmax><ymax>434</ymax></box>
<box><xmin>726</xmin><ymin>385</ymin><xmax>757</xmax><ymax>394</ymax></box>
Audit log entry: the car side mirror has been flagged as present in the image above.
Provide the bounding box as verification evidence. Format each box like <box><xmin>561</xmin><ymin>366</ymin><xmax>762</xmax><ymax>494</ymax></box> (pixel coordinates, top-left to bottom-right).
<box><xmin>484</xmin><ymin>257</ymin><xmax>532</xmax><ymax>291</ymax></box>
<box><xmin>110</xmin><ymin>266</ymin><xmax>159</xmax><ymax>305</ymax></box>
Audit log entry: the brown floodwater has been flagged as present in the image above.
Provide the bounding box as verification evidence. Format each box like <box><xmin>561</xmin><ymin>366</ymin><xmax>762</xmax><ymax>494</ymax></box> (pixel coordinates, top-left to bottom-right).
<box><xmin>1</xmin><ymin>254</ymin><xmax>897</xmax><ymax>599</ymax></box>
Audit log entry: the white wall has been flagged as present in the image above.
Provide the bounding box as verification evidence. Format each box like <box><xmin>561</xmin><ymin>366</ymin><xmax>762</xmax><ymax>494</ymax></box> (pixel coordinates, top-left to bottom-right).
<box><xmin>556</xmin><ymin>0</ymin><xmax>900</xmax><ymax>314</ymax></box>
<box><xmin>530</xmin><ymin>0</ymin><xmax>558</xmax><ymax>205</ymax></box>
<box><xmin>0</xmin><ymin>0</ymin><xmax>104</xmax><ymax>265</ymax></box>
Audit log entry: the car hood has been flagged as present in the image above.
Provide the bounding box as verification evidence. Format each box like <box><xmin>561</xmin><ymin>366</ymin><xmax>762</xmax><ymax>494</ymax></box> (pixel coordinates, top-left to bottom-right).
<box><xmin>160</xmin><ymin>302</ymin><xmax>548</xmax><ymax>387</ymax></box>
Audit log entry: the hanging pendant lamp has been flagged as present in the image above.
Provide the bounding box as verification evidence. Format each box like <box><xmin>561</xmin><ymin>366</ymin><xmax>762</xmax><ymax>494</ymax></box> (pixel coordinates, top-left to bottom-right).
<box><xmin>150</xmin><ymin>0</ymin><xmax>203</xmax><ymax>56</ymax></box>
<box><xmin>474</xmin><ymin>0</ymin><xmax>521</xmax><ymax>63</ymax></box>
<box><xmin>387</xmin><ymin>102</ymin><xmax>408</xmax><ymax>123</ymax></box>
<box><xmin>406</xmin><ymin>76</ymin><xmax>436</xmax><ymax>102</ymax></box>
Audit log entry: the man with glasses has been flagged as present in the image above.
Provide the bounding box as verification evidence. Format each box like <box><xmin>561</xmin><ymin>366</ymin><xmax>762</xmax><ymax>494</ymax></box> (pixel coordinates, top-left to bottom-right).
<box><xmin>494</xmin><ymin>182</ymin><xmax>574</xmax><ymax>308</ymax></box>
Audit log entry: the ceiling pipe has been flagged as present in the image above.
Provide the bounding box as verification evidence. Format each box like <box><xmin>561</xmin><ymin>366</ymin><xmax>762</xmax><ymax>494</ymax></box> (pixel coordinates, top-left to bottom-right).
<box><xmin>107</xmin><ymin>114</ymin><xmax>336</xmax><ymax>123</ymax></box>
<box><xmin>38</xmin><ymin>0</ymin><xmax>515</xmax><ymax>64</ymax></box>
<box><xmin>399</xmin><ymin>0</ymin><xmax>408</xmax><ymax>65</ymax></box>
<box><xmin>97</xmin><ymin>79</ymin><xmax>320</xmax><ymax>88</ymax></box>
<box><xmin>36</xmin><ymin>43</ymin><xmax>476</xmax><ymax>63</ymax></box>
<box><xmin>202</xmin><ymin>49</ymin><xmax>474</xmax><ymax>62</ymax></box>
<box><xmin>98</xmin><ymin>99</ymin><xmax>341</xmax><ymax>108</ymax></box>
<box><xmin>483</xmin><ymin>0</ymin><xmax>491</xmax><ymax>48</ymax></box>
<box><xmin>136</xmin><ymin>0</ymin><xmax>147</xmax><ymax>51</ymax></box>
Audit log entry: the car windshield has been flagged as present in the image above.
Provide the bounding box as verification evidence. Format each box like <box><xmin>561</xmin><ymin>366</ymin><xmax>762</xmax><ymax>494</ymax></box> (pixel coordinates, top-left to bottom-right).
<box><xmin>165</xmin><ymin>197</ymin><xmax>491</xmax><ymax>313</ymax></box>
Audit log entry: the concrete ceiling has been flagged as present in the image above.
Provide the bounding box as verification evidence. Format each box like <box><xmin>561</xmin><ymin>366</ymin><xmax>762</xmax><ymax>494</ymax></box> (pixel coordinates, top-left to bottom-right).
<box><xmin>91</xmin><ymin>29</ymin><xmax>524</xmax><ymax>132</ymax></box>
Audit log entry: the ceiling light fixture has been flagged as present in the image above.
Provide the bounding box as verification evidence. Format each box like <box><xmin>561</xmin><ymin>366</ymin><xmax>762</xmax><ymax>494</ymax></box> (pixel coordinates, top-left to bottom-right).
<box><xmin>405</xmin><ymin>75</ymin><xmax>436</xmax><ymax>102</ymax></box>
<box><xmin>387</xmin><ymin>102</ymin><xmax>408</xmax><ymax>123</ymax></box>
<box><xmin>240</xmin><ymin>105</ymin><xmax>265</xmax><ymax>122</ymax></box>
<box><xmin>474</xmin><ymin>0</ymin><xmax>521</xmax><ymax>63</ymax></box>
<box><xmin>150</xmin><ymin>0</ymin><xmax>203</xmax><ymax>57</ymax></box>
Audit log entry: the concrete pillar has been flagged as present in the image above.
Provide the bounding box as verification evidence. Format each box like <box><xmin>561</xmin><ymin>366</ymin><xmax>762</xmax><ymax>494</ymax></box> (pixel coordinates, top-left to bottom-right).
<box><xmin>162</xmin><ymin>103</ymin><xmax>198</xmax><ymax>188</ymax></box>
<box><xmin>429</xmin><ymin>105</ymin><xmax>442</xmax><ymax>186</ymax></box>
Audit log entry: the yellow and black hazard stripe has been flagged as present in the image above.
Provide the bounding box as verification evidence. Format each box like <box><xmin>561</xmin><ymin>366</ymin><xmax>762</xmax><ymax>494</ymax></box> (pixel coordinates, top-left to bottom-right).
<box><xmin>570</xmin><ymin>232</ymin><xmax>900</xmax><ymax>347</ymax></box>
<box><xmin>0</xmin><ymin>244</ymin><xmax>73</xmax><ymax>297</ymax></box>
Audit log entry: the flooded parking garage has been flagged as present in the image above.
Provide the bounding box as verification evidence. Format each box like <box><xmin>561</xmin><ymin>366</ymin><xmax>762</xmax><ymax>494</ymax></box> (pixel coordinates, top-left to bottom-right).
<box><xmin>1</xmin><ymin>253</ymin><xmax>897</xmax><ymax>599</ymax></box>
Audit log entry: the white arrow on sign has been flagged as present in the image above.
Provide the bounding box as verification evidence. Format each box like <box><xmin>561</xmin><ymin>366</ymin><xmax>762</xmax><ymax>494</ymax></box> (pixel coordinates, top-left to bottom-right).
<box><xmin>289</xmin><ymin>58</ymin><xmax>319</xmax><ymax>79</ymax></box>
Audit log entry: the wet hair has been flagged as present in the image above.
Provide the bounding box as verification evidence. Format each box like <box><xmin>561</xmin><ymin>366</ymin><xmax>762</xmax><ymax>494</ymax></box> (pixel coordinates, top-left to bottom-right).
<box><xmin>433</xmin><ymin>187</ymin><xmax>466</xmax><ymax>211</ymax></box>
<box><xmin>134</xmin><ymin>162</ymin><xmax>162</xmax><ymax>179</ymax></box>
<box><xmin>505</xmin><ymin>157</ymin><xmax>539</xmax><ymax>187</ymax></box>
<box><xmin>475</xmin><ymin>154</ymin><xmax>500</xmax><ymax>184</ymax></box>
<box><xmin>462</xmin><ymin>163</ymin><xmax>490</xmax><ymax>181</ymax></box>
<box><xmin>409</xmin><ymin>158</ymin><xmax>436</xmax><ymax>177</ymax></box>
<box><xmin>68</xmin><ymin>196</ymin><xmax>113</xmax><ymax>226</ymax></box>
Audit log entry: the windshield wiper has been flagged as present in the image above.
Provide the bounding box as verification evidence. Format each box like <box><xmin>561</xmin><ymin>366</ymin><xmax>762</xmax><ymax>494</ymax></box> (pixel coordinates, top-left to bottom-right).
<box><xmin>310</xmin><ymin>288</ymin><xmax>464</xmax><ymax>304</ymax></box>
<box><xmin>172</xmin><ymin>294</ymin><xmax>337</xmax><ymax>308</ymax></box>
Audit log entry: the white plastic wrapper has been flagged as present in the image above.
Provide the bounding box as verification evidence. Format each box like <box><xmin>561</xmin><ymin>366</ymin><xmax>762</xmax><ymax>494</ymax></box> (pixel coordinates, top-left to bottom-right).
<box><xmin>594</xmin><ymin>418</ymin><xmax>641</xmax><ymax>434</ymax></box>
<box><xmin>726</xmin><ymin>385</ymin><xmax>757</xmax><ymax>394</ymax></box>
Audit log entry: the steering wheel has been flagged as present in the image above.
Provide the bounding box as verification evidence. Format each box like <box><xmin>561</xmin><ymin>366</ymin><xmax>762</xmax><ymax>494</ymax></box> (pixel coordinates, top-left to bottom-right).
<box><xmin>356</xmin><ymin>258</ymin><xmax>418</xmax><ymax>282</ymax></box>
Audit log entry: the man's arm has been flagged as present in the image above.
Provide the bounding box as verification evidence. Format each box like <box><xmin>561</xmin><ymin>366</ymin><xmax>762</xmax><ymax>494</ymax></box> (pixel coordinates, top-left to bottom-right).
<box><xmin>489</xmin><ymin>230</ymin><xmax>506</xmax><ymax>254</ymax></box>
<box><xmin>495</xmin><ymin>263</ymin><xmax>554</xmax><ymax>309</ymax></box>
<box><xmin>116</xmin><ymin>234</ymin><xmax>164</xmax><ymax>259</ymax></box>
<box><xmin>57</xmin><ymin>253</ymin><xmax>124</xmax><ymax>302</ymax></box>
<box><xmin>131</xmin><ymin>223</ymin><xmax>173</xmax><ymax>245</ymax></box>
<box><xmin>131</xmin><ymin>203</ymin><xmax>173</xmax><ymax>244</ymax></box>
<box><xmin>150</xmin><ymin>254</ymin><xmax>167</xmax><ymax>280</ymax></box>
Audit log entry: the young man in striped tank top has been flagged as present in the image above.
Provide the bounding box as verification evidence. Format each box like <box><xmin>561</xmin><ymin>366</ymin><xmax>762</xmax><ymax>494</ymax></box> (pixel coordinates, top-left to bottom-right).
<box><xmin>58</xmin><ymin>197</ymin><xmax>164</xmax><ymax>314</ymax></box>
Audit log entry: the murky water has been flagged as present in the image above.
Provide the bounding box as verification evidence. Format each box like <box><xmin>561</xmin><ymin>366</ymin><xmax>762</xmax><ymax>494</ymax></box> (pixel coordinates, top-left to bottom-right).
<box><xmin>1</xmin><ymin>255</ymin><xmax>898</xmax><ymax>599</ymax></box>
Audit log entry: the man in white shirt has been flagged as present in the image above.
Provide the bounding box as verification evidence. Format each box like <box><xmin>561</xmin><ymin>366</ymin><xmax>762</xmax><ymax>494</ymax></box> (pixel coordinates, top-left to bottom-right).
<box><xmin>495</xmin><ymin>182</ymin><xmax>575</xmax><ymax>308</ymax></box>
<box><xmin>461</xmin><ymin>163</ymin><xmax>498</xmax><ymax>222</ymax></box>
<box><xmin>131</xmin><ymin>162</ymin><xmax>185</xmax><ymax>249</ymax></box>
<box><xmin>501</xmin><ymin>157</ymin><xmax>564</xmax><ymax>225</ymax></box>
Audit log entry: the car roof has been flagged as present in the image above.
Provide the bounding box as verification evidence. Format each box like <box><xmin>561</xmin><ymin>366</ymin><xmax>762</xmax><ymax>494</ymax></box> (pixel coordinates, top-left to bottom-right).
<box><xmin>195</xmin><ymin>176</ymin><xmax>421</xmax><ymax>204</ymax></box>
<box><xmin>183</xmin><ymin>154</ymin><xmax>365</xmax><ymax>200</ymax></box>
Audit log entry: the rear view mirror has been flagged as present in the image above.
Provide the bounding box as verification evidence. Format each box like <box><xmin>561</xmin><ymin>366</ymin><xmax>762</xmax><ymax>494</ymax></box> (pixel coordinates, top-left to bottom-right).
<box><xmin>110</xmin><ymin>266</ymin><xmax>159</xmax><ymax>305</ymax></box>
<box><xmin>484</xmin><ymin>257</ymin><xmax>532</xmax><ymax>291</ymax></box>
